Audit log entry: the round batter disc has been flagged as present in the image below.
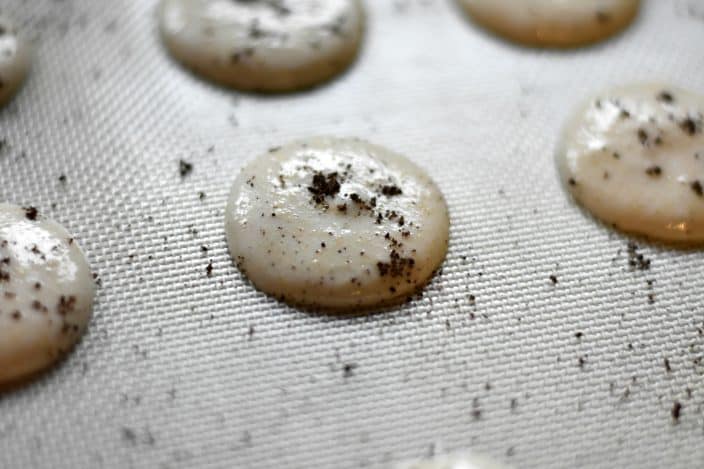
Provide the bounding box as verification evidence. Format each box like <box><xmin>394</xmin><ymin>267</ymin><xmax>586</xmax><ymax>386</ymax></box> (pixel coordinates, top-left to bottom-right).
<box><xmin>557</xmin><ymin>83</ymin><xmax>704</xmax><ymax>243</ymax></box>
<box><xmin>158</xmin><ymin>0</ymin><xmax>365</xmax><ymax>92</ymax></box>
<box><xmin>225</xmin><ymin>137</ymin><xmax>450</xmax><ymax>311</ymax></box>
<box><xmin>457</xmin><ymin>0</ymin><xmax>640</xmax><ymax>48</ymax></box>
<box><xmin>0</xmin><ymin>204</ymin><xmax>95</xmax><ymax>383</ymax></box>
<box><xmin>0</xmin><ymin>15</ymin><xmax>31</xmax><ymax>106</ymax></box>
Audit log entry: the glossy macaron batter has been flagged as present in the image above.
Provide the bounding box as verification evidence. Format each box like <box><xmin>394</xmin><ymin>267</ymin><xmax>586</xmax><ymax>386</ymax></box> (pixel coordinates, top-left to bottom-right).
<box><xmin>557</xmin><ymin>83</ymin><xmax>704</xmax><ymax>242</ymax></box>
<box><xmin>225</xmin><ymin>137</ymin><xmax>450</xmax><ymax>311</ymax></box>
<box><xmin>457</xmin><ymin>0</ymin><xmax>640</xmax><ymax>47</ymax></box>
<box><xmin>0</xmin><ymin>14</ymin><xmax>31</xmax><ymax>106</ymax></box>
<box><xmin>158</xmin><ymin>0</ymin><xmax>364</xmax><ymax>91</ymax></box>
<box><xmin>0</xmin><ymin>204</ymin><xmax>95</xmax><ymax>383</ymax></box>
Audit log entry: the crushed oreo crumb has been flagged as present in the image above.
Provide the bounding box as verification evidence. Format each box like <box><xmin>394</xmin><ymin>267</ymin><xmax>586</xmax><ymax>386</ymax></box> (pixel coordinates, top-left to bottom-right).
<box><xmin>179</xmin><ymin>160</ymin><xmax>193</xmax><ymax>177</ymax></box>
<box><xmin>343</xmin><ymin>363</ymin><xmax>357</xmax><ymax>378</ymax></box>
<box><xmin>376</xmin><ymin>250</ymin><xmax>415</xmax><ymax>278</ymax></box>
<box><xmin>671</xmin><ymin>401</ymin><xmax>682</xmax><ymax>423</ymax></box>
<box><xmin>680</xmin><ymin>117</ymin><xmax>700</xmax><ymax>136</ymax></box>
<box><xmin>645</xmin><ymin>166</ymin><xmax>662</xmax><ymax>177</ymax></box>
<box><xmin>657</xmin><ymin>91</ymin><xmax>674</xmax><ymax>103</ymax></box>
<box><xmin>308</xmin><ymin>172</ymin><xmax>341</xmax><ymax>204</ymax></box>
<box><xmin>23</xmin><ymin>206</ymin><xmax>38</xmax><ymax>221</ymax></box>
<box><xmin>381</xmin><ymin>185</ymin><xmax>402</xmax><ymax>196</ymax></box>
<box><xmin>627</xmin><ymin>242</ymin><xmax>651</xmax><ymax>271</ymax></box>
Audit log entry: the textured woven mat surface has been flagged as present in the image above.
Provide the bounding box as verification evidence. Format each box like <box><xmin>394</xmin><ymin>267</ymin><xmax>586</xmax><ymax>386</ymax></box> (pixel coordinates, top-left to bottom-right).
<box><xmin>0</xmin><ymin>1</ymin><xmax>703</xmax><ymax>468</ymax></box>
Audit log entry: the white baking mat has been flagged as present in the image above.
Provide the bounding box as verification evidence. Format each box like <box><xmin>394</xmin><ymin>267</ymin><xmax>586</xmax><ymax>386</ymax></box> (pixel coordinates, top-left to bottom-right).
<box><xmin>0</xmin><ymin>1</ymin><xmax>702</xmax><ymax>468</ymax></box>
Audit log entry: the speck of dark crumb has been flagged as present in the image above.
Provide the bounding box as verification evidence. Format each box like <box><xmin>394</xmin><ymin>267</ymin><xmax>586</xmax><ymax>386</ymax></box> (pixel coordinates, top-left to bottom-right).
<box><xmin>231</xmin><ymin>47</ymin><xmax>255</xmax><ymax>63</ymax></box>
<box><xmin>198</xmin><ymin>192</ymin><xmax>206</xmax><ymax>200</ymax></box>
<box><xmin>627</xmin><ymin>242</ymin><xmax>651</xmax><ymax>271</ymax></box>
<box><xmin>671</xmin><ymin>401</ymin><xmax>682</xmax><ymax>423</ymax></box>
<box><xmin>200</xmin><ymin>245</ymin><xmax>208</xmax><ymax>252</ymax></box>
<box><xmin>637</xmin><ymin>128</ymin><xmax>649</xmax><ymax>145</ymax></box>
<box><xmin>575</xmin><ymin>332</ymin><xmax>583</xmax><ymax>340</ymax></box>
<box><xmin>568</xmin><ymin>178</ymin><xmax>577</xmax><ymax>186</ymax></box>
<box><xmin>691</xmin><ymin>180</ymin><xmax>703</xmax><ymax>197</ymax></box>
<box><xmin>471</xmin><ymin>398</ymin><xmax>482</xmax><ymax>420</ymax></box>
<box><xmin>595</xmin><ymin>10</ymin><xmax>611</xmax><ymax>23</ymax></box>
<box><xmin>549</xmin><ymin>275</ymin><xmax>558</xmax><ymax>285</ymax></box>
<box><xmin>645</xmin><ymin>166</ymin><xmax>662</xmax><ymax>177</ymax></box>
<box><xmin>23</xmin><ymin>206</ymin><xmax>38</xmax><ymax>221</ymax></box>
<box><xmin>578</xmin><ymin>356</ymin><xmax>587</xmax><ymax>369</ymax></box>
<box><xmin>121</xmin><ymin>427</ymin><xmax>137</xmax><ymax>445</ymax></box>
<box><xmin>179</xmin><ymin>160</ymin><xmax>193</xmax><ymax>177</ymax></box>
<box><xmin>58</xmin><ymin>174</ymin><xmax>67</xmax><ymax>184</ymax></box>
<box><xmin>679</xmin><ymin>117</ymin><xmax>700</xmax><ymax>136</ymax></box>
<box><xmin>664</xmin><ymin>357</ymin><xmax>672</xmax><ymax>373</ymax></box>
<box><xmin>206</xmin><ymin>261</ymin><xmax>213</xmax><ymax>277</ymax></box>
<box><xmin>343</xmin><ymin>363</ymin><xmax>357</xmax><ymax>378</ymax></box>
<box><xmin>380</xmin><ymin>185</ymin><xmax>402</xmax><ymax>197</ymax></box>
<box><xmin>376</xmin><ymin>250</ymin><xmax>415</xmax><ymax>278</ymax></box>
<box><xmin>657</xmin><ymin>91</ymin><xmax>675</xmax><ymax>103</ymax></box>
<box><xmin>248</xmin><ymin>20</ymin><xmax>266</xmax><ymax>39</ymax></box>
<box><xmin>308</xmin><ymin>172</ymin><xmax>341</xmax><ymax>204</ymax></box>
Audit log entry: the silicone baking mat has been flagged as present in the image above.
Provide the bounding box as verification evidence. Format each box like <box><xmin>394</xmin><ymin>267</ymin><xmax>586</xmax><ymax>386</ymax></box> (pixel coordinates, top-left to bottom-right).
<box><xmin>0</xmin><ymin>1</ymin><xmax>702</xmax><ymax>468</ymax></box>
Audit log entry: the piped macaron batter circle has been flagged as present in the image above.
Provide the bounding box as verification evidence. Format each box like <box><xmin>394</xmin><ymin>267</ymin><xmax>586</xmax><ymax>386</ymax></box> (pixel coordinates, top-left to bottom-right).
<box><xmin>0</xmin><ymin>15</ymin><xmax>30</xmax><ymax>106</ymax></box>
<box><xmin>158</xmin><ymin>0</ymin><xmax>364</xmax><ymax>92</ymax></box>
<box><xmin>457</xmin><ymin>0</ymin><xmax>640</xmax><ymax>48</ymax></box>
<box><xmin>225</xmin><ymin>137</ymin><xmax>450</xmax><ymax>311</ymax></box>
<box><xmin>0</xmin><ymin>204</ymin><xmax>95</xmax><ymax>383</ymax></box>
<box><xmin>557</xmin><ymin>83</ymin><xmax>704</xmax><ymax>242</ymax></box>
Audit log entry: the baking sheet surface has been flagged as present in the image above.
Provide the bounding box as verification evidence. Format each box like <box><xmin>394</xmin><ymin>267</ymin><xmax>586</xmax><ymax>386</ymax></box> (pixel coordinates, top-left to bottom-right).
<box><xmin>0</xmin><ymin>1</ymin><xmax>703</xmax><ymax>468</ymax></box>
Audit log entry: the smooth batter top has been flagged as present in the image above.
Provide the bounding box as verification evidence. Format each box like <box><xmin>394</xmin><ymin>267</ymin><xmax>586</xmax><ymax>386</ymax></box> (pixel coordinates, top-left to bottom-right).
<box><xmin>0</xmin><ymin>204</ymin><xmax>95</xmax><ymax>383</ymax></box>
<box><xmin>225</xmin><ymin>137</ymin><xmax>450</xmax><ymax>311</ymax></box>
<box><xmin>395</xmin><ymin>452</ymin><xmax>512</xmax><ymax>469</ymax></box>
<box><xmin>158</xmin><ymin>0</ymin><xmax>364</xmax><ymax>92</ymax></box>
<box><xmin>0</xmin><ymin>15</ymin><xmax>31</xmax><ymax>106</ymax></box>
<box><xmin>557</xmin><ymin>83</ymin><xmax>704</xmax><ymax>243</ymax></box>
<box><xmin>457</xmin><ymin>0</ymin><xmax>640</xmax><ymax>47</ymax></box>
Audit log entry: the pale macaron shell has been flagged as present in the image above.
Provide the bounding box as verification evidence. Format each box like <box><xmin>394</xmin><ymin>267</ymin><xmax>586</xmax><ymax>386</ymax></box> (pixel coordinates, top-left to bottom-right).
<box><xmin>158</xmin><ymin>0</ymin><xmax>364</xmax><ymax>92</ymax></box>
<box><xmin>0</xmin><ymin>15</ymin><xmax>31</xmax><ymax>106</ymax></box>
<box><xmin>0</xmin><ymin>204</ymin><xmax>95</xmax><ymax>383</ymax></box>
<box><xmin>557</xmin><ymin>83</ymin><xmax>704</xmax><ymax>243</ymax></box>
<box><xmin>225</xmin><ymin>137</ymin><xmax>450</xmax><ymax>311</ymax></box>
<box><xmin>457</xmin><ymin>0</ymin><xmax>640</xmax><ymax>48</ymax></box>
